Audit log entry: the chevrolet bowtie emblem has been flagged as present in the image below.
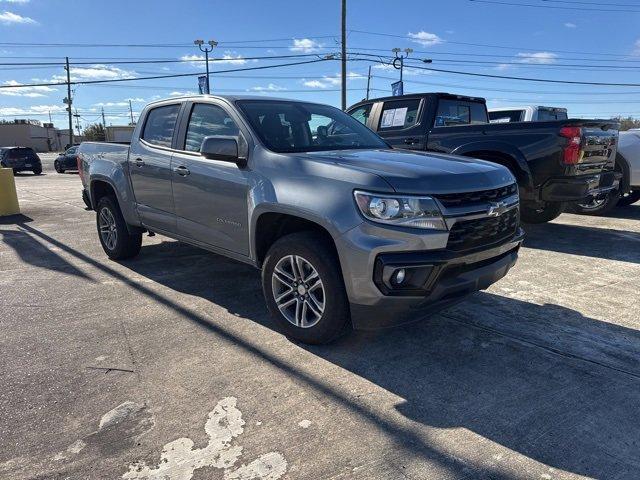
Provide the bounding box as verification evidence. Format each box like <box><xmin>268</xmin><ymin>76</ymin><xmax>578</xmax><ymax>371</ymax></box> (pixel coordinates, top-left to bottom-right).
<box><xmin>487</xmin><ymin>201</ymin><xmax>508</xmax><ymax>217</ymax></box>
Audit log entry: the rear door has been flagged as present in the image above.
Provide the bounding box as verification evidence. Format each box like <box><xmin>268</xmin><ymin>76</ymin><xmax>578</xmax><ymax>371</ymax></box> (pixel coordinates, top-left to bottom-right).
<box><xmin>170</xmin><ymin>101</ymin><xmax>250</xmax><ymax>256</ymax></box>
<box><xmin>129</xmin><ymin>102</ymin><xmax>181</xmax><ymax>233</ymax></box>
<box><xmin>373</xmin><ymin>98</ymin><xmax>425</xmax><ymax>149</ymax></box>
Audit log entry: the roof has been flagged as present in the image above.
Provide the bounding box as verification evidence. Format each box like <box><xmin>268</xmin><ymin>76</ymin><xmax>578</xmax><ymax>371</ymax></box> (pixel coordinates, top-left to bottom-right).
<box><xmin>145</xmin><ymin>94</ymin><xmax>322</xmax><ymax>107</ymax></box>
<box><xmin>350</xmin><ymin>92</ymin><xmax>487</xmax><ymax>106</ymax></box>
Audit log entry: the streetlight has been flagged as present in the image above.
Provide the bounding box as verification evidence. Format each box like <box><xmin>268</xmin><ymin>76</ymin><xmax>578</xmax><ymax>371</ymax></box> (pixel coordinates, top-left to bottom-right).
<box><xmin>194</xmin><ymin>39</ymin><xmax>218</xmax><ymax>94</ymax></box>
<box><xmin>392</xmin><ymin>47</ymin><xmax>413</xmax><ymax>84</ymax></box>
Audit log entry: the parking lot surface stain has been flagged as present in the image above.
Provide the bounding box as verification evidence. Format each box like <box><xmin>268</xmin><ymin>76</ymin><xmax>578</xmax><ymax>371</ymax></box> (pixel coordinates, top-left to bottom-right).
<box><xmin>122</xmin><ymin>397</ymin><xmax>287</xmax><ymax>480</ymax></box>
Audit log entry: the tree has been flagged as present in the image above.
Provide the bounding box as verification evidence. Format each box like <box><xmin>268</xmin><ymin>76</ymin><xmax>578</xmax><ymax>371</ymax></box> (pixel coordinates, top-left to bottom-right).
<box><xmin>612</xmin><ymin>116</ymin><xmax>640</xmax><ymax>131</ymax></box>
<box><xmin>84</xmin><ymin>123</ymin><xmax>106</xmax><ymax>141</ymax></box>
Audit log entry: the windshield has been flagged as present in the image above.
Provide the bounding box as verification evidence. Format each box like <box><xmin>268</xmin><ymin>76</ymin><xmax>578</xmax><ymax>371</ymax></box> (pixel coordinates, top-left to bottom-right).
<box><xmin>236</xmin><ymin>100</ymin><xmax>388</xmax><ymax>153</ymax></box>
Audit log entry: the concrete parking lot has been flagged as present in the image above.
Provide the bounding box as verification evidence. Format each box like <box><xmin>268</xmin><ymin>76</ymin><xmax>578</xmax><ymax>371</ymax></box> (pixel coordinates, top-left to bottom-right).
<box><xmin>1</xmin><ymin>153</ymin><xmax>639</xmax><ymax>479</ymax></box>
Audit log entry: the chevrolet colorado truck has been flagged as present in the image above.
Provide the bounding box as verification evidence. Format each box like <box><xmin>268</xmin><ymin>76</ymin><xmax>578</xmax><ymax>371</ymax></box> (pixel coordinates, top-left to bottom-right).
<box><xmin>348</xmin><ymin>93</ymin><xmax>619</xmax><ymax>223</ymax></box>
<box><xmin>78</xmin><ymin>95</ymin><xmax>523</xmax><ymax>344</ymax></box>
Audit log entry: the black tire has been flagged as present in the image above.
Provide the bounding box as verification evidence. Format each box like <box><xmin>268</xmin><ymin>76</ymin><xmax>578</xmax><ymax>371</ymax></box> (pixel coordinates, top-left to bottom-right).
<box><xmin>32</xmin><ymin>166</ymin><xmax>42</xmax><ymax>175</ymax></box>
<box><xmin>96</xmin><ymin>195</ymin><xmax>142</xmax><ymax>260</ymax></box>
<box><xmin>262</xmin><ymin>232</ymin><xmax>350</xmax><ymax>344</ymax></box>
<box><xmin>618</xmin><ymin>190</ymin><xmax>640</xmax><ymax>207</ymax></box>
<box><xmin>572</xmin><ymin>191</ymin><xmax>620</xmax><ymax>216</ymax></box>
<box><xmin>54</xmin><ymin>161</ymin><xmax>64</xmax><ymax>174</ymax></box>
<box><xmin>520</xmin><ymin>201</ymin><xmax>563</xmax><ymax>224</ymax></box>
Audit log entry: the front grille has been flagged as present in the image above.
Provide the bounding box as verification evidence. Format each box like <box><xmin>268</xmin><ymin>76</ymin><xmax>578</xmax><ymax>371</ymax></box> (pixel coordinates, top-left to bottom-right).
<box><xmin>434</xmin><ymin>183</ymin><xmax>518</xmax><ymax>208</ymax></box>
<box><xmin>447</xmin><ymin>208</ymin><xmax>519</xmax><ymax>251</ymax></box>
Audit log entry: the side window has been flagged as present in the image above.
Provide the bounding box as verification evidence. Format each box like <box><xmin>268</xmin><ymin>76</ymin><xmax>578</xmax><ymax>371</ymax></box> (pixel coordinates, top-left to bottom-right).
<box><xmin>348</xmin><ymin>104</ymin><xmax>372</xmax><ymax>126</ymax></box>
<box><xmin>66</xmin><ymin>147</ymin><xmax>77</xmax><ymax>155</ymax></box>
<box><xmin>489</xmin><ymin>110</ymin><xmax>523</xmax><ymax>123</ymax></box>
<box><xmin>435</xmin><ymin>100</ymin><xmax>488</xmax><ymax>127</ymax></box>
<box><xmin>184</xmin><ymin>103</ymin><xmax>240</xmax><ymax>152</ymax></box>
<box><xmin>378</xmin><ymin>99</ymin><xmax>421</xmax><ymax>131</ymax></box>
<box><xmin>142</xmin><ymin>104</ymin><xmax>180</xmax><ymax>148</ymax></box>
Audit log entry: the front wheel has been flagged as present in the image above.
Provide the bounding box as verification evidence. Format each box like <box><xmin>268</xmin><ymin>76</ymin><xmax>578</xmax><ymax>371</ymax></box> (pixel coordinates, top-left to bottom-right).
<box><xmin>262</xmin><ymin>232</ymin><xmax>350</xmax><ymax>344</ymax></box>
<box><xmin>96</xmin><ymin>195</ymin><xmax>142</xmax><ymax>260</ymax></box>
<box><xmin>520</xmin><ymin>201</ymin><xmax>563</xmax><ymax>224</ymax></box>
<box><xmin>618</xmin><ymin>190</ymin><xmax>640</xmax><ymax>207</ymax></box>
<box><xmin>54</xmin><ymin>161</ymin><xmax>64</xmax><ymax>174</ymax></box>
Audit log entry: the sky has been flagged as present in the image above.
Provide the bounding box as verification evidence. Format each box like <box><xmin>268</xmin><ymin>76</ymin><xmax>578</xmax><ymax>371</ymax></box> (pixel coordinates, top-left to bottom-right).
<box><xmin>1</xmin><ymin>0</ymin><xmax>640</xmax><ymax>130</ymax></box>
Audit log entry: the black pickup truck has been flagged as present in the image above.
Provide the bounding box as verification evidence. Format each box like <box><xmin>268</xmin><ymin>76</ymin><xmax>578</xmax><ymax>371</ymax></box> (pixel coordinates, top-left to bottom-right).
<box><xmin>347</xmin><ymin>93</ymin><xmax>619</xmax><ymax>223</ymax></box>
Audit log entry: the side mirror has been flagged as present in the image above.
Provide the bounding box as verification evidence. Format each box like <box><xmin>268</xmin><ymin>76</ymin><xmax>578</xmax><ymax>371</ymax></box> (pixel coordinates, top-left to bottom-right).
<box><xmin>200</xmin><ymin>136</ymin><xmax>241</xmax><ymax>164</ymax></box>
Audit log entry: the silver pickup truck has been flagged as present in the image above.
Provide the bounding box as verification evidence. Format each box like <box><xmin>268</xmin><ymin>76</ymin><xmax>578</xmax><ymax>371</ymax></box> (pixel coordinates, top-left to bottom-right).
<box><xmin>78</xmin><ymin>95</ymin><xmax>523</xmax><ymax>344</ymax></box>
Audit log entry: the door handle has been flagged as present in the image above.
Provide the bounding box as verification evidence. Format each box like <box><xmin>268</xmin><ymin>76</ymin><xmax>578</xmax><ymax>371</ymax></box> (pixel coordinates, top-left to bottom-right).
<box><xmin>173</xmin><ymin>165</ymin><xmax>190</xmax><ymax>176</ymax></box>
<box><xmin>404</xmin><ymin>138</ymin><xmax>420</xmax><ymax>145</ymax></box>
<box><xmin>134</xmin><ymin>158</ymin><xmax>145</xmax><ymax>167</ymax></box>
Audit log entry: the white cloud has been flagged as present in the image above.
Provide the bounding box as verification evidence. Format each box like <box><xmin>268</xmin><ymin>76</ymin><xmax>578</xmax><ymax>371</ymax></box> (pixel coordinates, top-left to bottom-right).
<box><xmin>250</xmin><ymin>83</ymin><xmax>287</xmax><ymax>92</ymax></box>
<box><xmin>45</xmin><ymin>65</ymin><xmax>137</xmax><ymax>82</ymax></box>
<box><xmin>372</xmin><ymin>63</ymin><xmax>432</xmax><ymax>76</ymax></box>
<box><xmin>634</xmin><ymin>39</ymin><xmax>640</xmax><ymax>56</ymax></box>
<box><xmin>0</xmin><ymin>80</ymin><xmax>56</xmax><ymax>97</ymax></box>
<box><xmin>495</xmin><ymin>63</ymin><xmax>511</xmax><ymax>71</ymax></box>
<box><xmin>1</xmin><ymin>0</ymin><xmax>31</xmax><ymax>3</ymax></box>
<box><xmin>168</xmin><ymin>90</ymin><xmax>195</xmax><ymax>97</ymax></box>
<box><xmin>0</xmin><ymin>10</ymin><xmax>36</xmax><ymax>24</ymax></box>
<box><xmin>93</xmin><ymin>98</ymin><xmax>145</xmax><ymax>107</ymax></box>
<box><xmin>407</xmin><ymin>31</ymin><xmax>443</xmax><ymax>47</ymax></box>
<box><xmin>564</xmin><ymin>22</ymin><xmax>577</xmax><ymax>28</ymax></box>
<box><xmin>302</xmin><ymin>72</ymin><xmax>365</xmax><ymax>89</ymax></box>
<box><xmin>290</xmin><ymin>38</ymin><xmax>323</xmax><ymax>53</ymax></box>
<box><xmin>180</xmin><ymin>51</ymin><xmax>248</xmax><ymax>67</ymax></box>
<box><xmin>0</xmin><ymin>104</ymin><xmax>65</xmax><ymax>117</ymax></box>
<box><xmin>515</xmin><ymin>52</ymin><xmax>558</xmax><ymax>64</ymax></box>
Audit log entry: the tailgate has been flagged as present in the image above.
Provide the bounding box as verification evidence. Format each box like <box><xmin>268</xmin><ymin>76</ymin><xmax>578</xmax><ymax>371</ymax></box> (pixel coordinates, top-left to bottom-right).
<box><xmin>580</xmin><ymin>122</ymin><xmax>617</xmax><ymax>167</ymax></box>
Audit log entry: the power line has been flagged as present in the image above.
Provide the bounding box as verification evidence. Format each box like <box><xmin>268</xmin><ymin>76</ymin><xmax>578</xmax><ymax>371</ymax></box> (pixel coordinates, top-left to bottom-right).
<box><xmin>467</xmin><ymin>0</ymin><xmax>640</xmax><ymax>12</ymax></box>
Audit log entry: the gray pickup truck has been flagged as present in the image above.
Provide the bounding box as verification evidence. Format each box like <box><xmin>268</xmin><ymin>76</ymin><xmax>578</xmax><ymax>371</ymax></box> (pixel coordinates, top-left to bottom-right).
<box><xmin>78</xmin><ymin>95</ymin><xmax>523</xmax><ymax>344</ymax></box>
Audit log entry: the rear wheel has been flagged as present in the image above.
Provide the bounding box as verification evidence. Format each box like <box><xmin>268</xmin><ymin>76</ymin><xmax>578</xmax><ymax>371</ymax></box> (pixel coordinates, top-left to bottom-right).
<box><xmin>520</xmin><ymin>201</ymin><xmax>563</xmax><ymax>224</ymax></box>
<box><xmin>32</xmin><ymin>166</ymin><xmax>42</xmax><ymax>175</ymax></box>
<box><xmin>262</xmin><ymin>232</ymin><xmax>350</xmax><ymax>344</ymax></box>
<box><xmin>96</xmin><ymin>195</ymin><xmax>142</xmax><ymax>260</ymax></box>
<box><xmin>618</xmin><ymin>189</ymin><xmax>640</xmax><ymax>207</ymax></box>
<box><xmin>573</xmin><ymin>191</ymin><xmax>620</xmax><ymax>216</ymax></box>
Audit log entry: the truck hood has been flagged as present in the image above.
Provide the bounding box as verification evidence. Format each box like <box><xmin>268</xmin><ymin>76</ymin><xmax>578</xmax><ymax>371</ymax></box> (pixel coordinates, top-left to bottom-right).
<box><xmin>299</xmin><ymin>148</ymin><xmax>515</xmax><ymax>194</ymax></box>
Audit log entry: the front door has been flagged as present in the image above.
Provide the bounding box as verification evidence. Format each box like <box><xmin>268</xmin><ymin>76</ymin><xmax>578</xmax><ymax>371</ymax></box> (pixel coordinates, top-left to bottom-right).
<box><xmin>129</xmin><ymin>103</ymin><xmax>181</xmax><ymax>233</ymax></box>
<box><xmin>374</xmin><ymin>98</ymin><xmax>425</xmax><ymax>150</ymax></box>
<box><xmin>171</xmin><ymin>102</ymin><xmax>250</xmax><ymax>256</ymax></box>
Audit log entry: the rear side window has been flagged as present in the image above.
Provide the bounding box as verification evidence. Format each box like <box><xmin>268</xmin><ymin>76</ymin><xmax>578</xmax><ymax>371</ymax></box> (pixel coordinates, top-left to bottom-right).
<box><xmin>8</xmin><ymin>148</ymin><xmax>37</xmax><ymax>158</ymax></box>
<box><xmin>184</xmin><ymin>103</ymin><xmax>239</xmax><ymax>152</ymax></box>
<box><xmin>142</xmin><ymin>104</ymin><xmax>180</xmax><ymax>148</ymax></box>
<box><xmin>537</xmin><ymin>109</ymin><xmax>568</xmax><ymax>121</ymax></box>
<box><xmin>379</xmin><ymin>99</ymin><xmax>421</xmax><ymax>131</ymax></box>
<box><xmin>435</xmin><ymin>100</ymin><xmax>487</xmax><ymax>127</ymax></box>
<box><xmin>489</xmin><ymin>110</ymin><xmax>523</xmax><ymax>123</ymax></box>
<box><xmin>348</xmin><ymin>104</ymin><xmax>372</xmax><ymax>125</ymax></box>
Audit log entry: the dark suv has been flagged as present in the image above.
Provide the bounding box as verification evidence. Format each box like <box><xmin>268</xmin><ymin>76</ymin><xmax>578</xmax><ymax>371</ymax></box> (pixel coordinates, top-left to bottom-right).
<box><xmin>0</xmin><ymin>146</ymin><xmax>42</xmax><ymax>175</ymax></box>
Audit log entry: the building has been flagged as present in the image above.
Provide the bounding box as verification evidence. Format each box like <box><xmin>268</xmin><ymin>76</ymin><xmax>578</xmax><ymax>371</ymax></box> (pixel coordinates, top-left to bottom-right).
<box><xmin>0</xmin><ymin>120</ymin><xmax>61</xmax><ymax>152</ymax></box>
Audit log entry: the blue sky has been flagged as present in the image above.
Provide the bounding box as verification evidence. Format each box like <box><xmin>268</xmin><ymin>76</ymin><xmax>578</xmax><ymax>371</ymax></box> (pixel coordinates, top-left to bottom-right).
<box><xmin>1</xmin><ymin>0</ymin><xmax>640</xmax><ymax>129</ymax></box>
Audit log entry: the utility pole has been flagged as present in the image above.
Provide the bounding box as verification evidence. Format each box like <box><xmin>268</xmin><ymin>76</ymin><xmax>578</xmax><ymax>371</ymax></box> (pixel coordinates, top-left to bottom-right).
<box><xmin>48</xmin><ymin>111</ymin><xmax>52</xmax><ymax>123</ymax></box>
<box><xmin>101</xmin><ymin>107</ymin><xmax>106</xmax><ymax>127</ymax></box>
<box><xmin>365</xmin><ymin>65</ymin><xmax>371</xmax><ymax>100</ymax></box>
<box><xmin>64</xmin><ymin>57</ymin><xmax>73</xmax><ymax>147</ymax></box>
<box><xmin>73</xmin><ymin>108</ymin><xmax>82</xmax><ymax>137</ymax></box>
<box><xmin>341</xmin><ymin>0</ymin><xmax>347</xmax><ymax>110</ymax></box>
<box><xmin>194</xmin><ymin>39</ymin><xmax>218</xmax><ymax>94</ymax></box>
<box><xmin>128</xmin><ymin>100</ymin><xmax>135</xmax><ymax>125</ymax></box>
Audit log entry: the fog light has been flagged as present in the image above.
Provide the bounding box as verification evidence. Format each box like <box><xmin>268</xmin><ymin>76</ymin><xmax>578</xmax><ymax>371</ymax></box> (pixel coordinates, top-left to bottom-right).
<box><xmin>393</xmin><ymin>268</ymin><xmax>406</xmax><ymax>284</ymax></box>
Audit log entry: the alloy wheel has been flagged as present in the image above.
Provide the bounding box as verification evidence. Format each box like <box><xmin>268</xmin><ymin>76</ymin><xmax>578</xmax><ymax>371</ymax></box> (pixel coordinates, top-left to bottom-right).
<box><xmin>98</xmin><ymin>207</ymin><xmax>118</xmax><ymax>251</ymax></box>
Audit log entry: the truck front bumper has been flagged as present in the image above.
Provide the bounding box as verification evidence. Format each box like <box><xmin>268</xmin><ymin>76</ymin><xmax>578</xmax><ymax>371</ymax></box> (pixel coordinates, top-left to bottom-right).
<box><xmin>336</xmin><ymin>222</ymin><xmax>524</xmax><ymax>330</ymax></box>
<box><xmin>540</xmin><ymin>171</ymin><xmax>620</xmax><ymax>202</ymax></box>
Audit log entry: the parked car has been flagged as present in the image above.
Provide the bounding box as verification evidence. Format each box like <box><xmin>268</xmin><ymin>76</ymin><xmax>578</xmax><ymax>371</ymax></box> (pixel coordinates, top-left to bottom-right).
<box><xmin>54</xmin><ymin>146</ymin><xmax>80</xmax><ymax>173</ymax></box>
<box><xmin>78</xmin><ymin>95</ymin><xmax>523</xmax><ymax>344</ymax></box>
<box><xmin>489</xmin><ymin>105</ymin><xmax>568</xmax><ymax>123</ymax></box>
<box><xmin>348</xmin><ymin>93</ymin><xmax>619</xmax><ymax>223</ymax></box>
<box><xmin>0</xmin><ymin>146</ymin><xmax>42</xmax><ymax>175</ymax></box>
<box><xmin>614</xmin><ymin>130</ymin><xmax>640</xmax><ymax>206</ymax></box>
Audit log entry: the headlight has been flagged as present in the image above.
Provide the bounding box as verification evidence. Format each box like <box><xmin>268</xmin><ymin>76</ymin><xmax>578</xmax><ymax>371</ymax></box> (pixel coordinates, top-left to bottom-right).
<box><xmin>354</xmin><ymin>190</ymin><xmax>447</xmax><ymax>230</ymax></box>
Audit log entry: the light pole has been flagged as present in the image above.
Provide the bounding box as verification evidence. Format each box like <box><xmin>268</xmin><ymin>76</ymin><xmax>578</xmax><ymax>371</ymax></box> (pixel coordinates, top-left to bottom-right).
<box><xmin>392</xmin><ymin>48</ymin><xmax>413</xmax><ymax>85</ymax></box>
<box><xmin>194</xmin><ymin>39</ymin><xmax>218</xmax><ymax>94</ymax></box>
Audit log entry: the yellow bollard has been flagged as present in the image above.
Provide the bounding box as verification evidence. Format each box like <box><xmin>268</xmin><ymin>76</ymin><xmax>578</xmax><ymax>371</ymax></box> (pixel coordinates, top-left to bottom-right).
<box><xmin>0</xmin><ymin>167</ymin><xmax>20</xmax><ymax>216</ymax></box>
